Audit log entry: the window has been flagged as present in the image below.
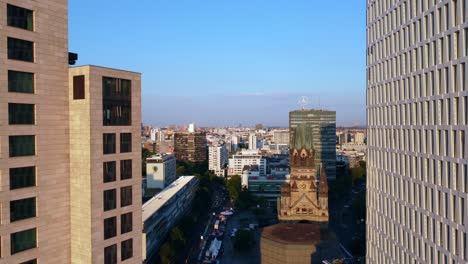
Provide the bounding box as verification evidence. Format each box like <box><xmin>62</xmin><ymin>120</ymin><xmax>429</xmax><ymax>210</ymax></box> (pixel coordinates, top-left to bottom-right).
<box><xmin>9</xmin><ymin>135</ymin><xmax>35</xmax><ymax>157</ymax></box>
<box><xmin>104</xmin><ymin>244</ymin><xmax>117</xmax><ymax>264</ymax></box>
<box><xmin>8</xmin><ymin>38</ymin><xmax>33</xmax><ymax>62</ymax></box>
<box><xmin>104</xmin><ymin>217</ymin><xmax>117</xmax><ymax>239</ymax></box>
<box><xmin>10</xmin><ymin>166</ymin><xmax>35</xmax><ymax>190</ymax></box>
<box><xmin>11</xmin><ymin>228</ymin><xmax>36</xmax><ymax>254</ymax></box>
<box><xmin>10</xmin><ymin>197</ymin><xmax>36</xmax><ymax>222</ymax></box>
<box><xmin>9</xmin><ymin>103</ymin><xmax>35</xmax><ymax>125</ymax></box>
<box><xmin>73</xmin><ymin>75</ymin><xmax>85</xmax><ymax>100</ymax></box>
<box><xmin>120</xmin><ymin>186</ymin><xmax>132</xmax><ymax>207</ymax></box>
<box><xmin>103</xmin><ymin>189</ymin><xmax>116</xmax><ymax>211</ymax></box>
<box><xmin>120</xmin><ymin>133</ymin><xmax>132</xmax><ymax>153</ymax></box>
<box><xmin>103</xmin><ymin>133</ymin><xmax>116</xmax><ymax>154</ymax></box>
<box><xmin>8</xmin><ymin>70</ymin><xmax>34</xmax><ymax>93</ymax></box>
<box><xmin>103</xmin><ymin>77</ymin><xmax>131</xmax><ymax>126</ymax></box>
<box><xmin>7</xmin><ymin>4</ymin><xmax>33</xmax><ymax>30</ymax></box>
<box><xmin>121</xmin><ymin>212</ymin><xmax>133</xmax><ymax>234</ymax></box>
<box><xmin>103</xmin><ymin>161</ymin><xmax>116</xmax><ymax>183</ymax></box>
<box><xmin>121</xmin><ymin>239</ymin><xmax>133</xmax><ymax>261</ymax></box>
<box><xmin>120</xmin><ymin>160</ymin><xmax>132</xmax><ymax>180</ymax></box>
<box><xmin>20</xmin><ymin>260</ymin><xmax>37</xmax><ymax>264</ymax></box>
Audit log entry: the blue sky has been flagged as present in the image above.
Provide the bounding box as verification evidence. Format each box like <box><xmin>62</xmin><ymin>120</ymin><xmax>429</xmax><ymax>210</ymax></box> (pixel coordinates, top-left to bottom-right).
<box><xmin>69</xmin><ymin>0</ymin><xmax>366</xmax><ymax>127</ymax></box>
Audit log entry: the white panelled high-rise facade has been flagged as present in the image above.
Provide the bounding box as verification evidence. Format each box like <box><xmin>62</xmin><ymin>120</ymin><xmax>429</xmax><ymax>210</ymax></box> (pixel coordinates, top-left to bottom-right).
<box><xmin>248</xmin><ymin>133</ymin><xmax>257</xmax><ymax>150</ymax></box>
<box><xmin>367</xmin><ymin>1</ymin><xmax>468</xmax><ymax>263</ymax></box>
<box><xmin>209</xmin><ymin>141</ymin><xmax>228</xmax><ymax>176</ymax></box>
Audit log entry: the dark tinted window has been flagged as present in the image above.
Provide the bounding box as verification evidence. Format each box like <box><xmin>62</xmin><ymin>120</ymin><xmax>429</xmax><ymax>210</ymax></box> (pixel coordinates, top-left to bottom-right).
<box><xmin>121</xmin><ymin>212</ymin><xmax>133</xmax><ymax>234</ymax></box>
<box><xmin>73</xmin><ymin>75</ymin><xmax>85</xmax><ymax>100</ymax></box>
<box><xmin>11</xmin><ymin>228</ymin><xmax>36</xmax><ymax>254</ymax></box>
<box><xmin>9</xmin><ymin>103</ymin><xmax>35</xmax><ymax>125</ymax></box>
<box><xmin>103</xmin><ymin>189</ymin><xmax>116</xmax><ymax>211</ymax></box>
<box><xmin>8</xmin><ymin>38</ymin><xmax>33</xmax><ymax>62</ymax></box>
<box><xmin>120</xmin><ymin>133</ymin><xmax>132</xmax><ymax>153</ymax></box>
<box><xmin>8</xmin><ymin>70</ymin><xmax>34</xmax><ymax>93</ymax></box>
<box><xmin>10</xmin><ymin>197</ymin><xmax>36</xmax><ymax>222</ymax></box>
<box><xmin>120</xmin><ymin>186</ymin><xmax>132</xmax><ymax>207</ymax></box>
<box><xmin>9</xmin><ymin>135</ymin><xmax>35</xmax><ymax>157</ymax></box>
<box><xmin>20</xmin><ymin>259</ymin><xmax>37</xmax><ymax>264</ymax></box>
<box><xmin>103</xmin><ymin>77</ymin><xmax>131</xmax><ymax>126</ymax></box>
<box><xmin>10</xmin><ymin>166</ymin><xmax>35</xmax><ymax>190</ymax></box>
<box><xmin>104</xmin><ymin>244</ymin><xmax>117</xmax><ymax>264</ymax></box>
<box><xmin>103</xmin><ymin>161</ymin><xmax>116</xmax><ymax>183</ymax></box>
<box><xmin>104</xmin><ymin>217</ymin><xmax>117</xmax><ymax>239</ymax></box>
<box><xmin>103</xmin><ymin>133</ymin><xmax>116</xmax><ymax>154</ymax></box>
<box><xmin>120</xmin><ymin>160</ymin><xmax>132</xmax><ymax>180</ymax></box>
<box><xmin>7</xmin><ymin>4</ymin><xmax>33</xmax><ymax>30</ymax></box>
<box><xmin>121</xmin><ymin>239</ymin><xmax>133</xmax><ymax>261</ymax></box>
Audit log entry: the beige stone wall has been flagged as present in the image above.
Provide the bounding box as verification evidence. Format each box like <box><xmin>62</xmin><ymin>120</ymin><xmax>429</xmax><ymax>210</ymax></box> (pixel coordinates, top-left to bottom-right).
<box><xmin>69</xmin><ymin>66</ymin><xmax>93</xmax><ymax>264</ymax></box>
<box><xmin>260</xmin><ymin>237</ymin><xmax>316</xmax><ymax>264</ymax></box>
<box><xmin>0</xmin><ymin>0</ymin><xmax>70</xmax><ymax>263</ymax></box>
<box><xmin>69</xmin><ymin>66</ymin><xmax>142</xmax><ymax>264</ymax></box>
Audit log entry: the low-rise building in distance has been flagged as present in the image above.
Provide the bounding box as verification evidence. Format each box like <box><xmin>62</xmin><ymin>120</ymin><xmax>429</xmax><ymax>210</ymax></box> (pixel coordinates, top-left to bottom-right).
<box><xmin>228</xmin><ymin>149</ymin><xmax>267</xmax><ymax>176</ymax></box>
<box><xmin>146</xmin><ymin>153</ymin><xmax>177</xmax><ymax>189</ymax></box>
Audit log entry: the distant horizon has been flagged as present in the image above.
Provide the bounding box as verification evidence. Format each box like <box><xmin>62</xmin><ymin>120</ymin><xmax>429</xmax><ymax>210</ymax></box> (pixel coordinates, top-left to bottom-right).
<box><xmin>70</xmin><ymin>0</ymin><xmax>366</xmax><ymax>127</ymax></box>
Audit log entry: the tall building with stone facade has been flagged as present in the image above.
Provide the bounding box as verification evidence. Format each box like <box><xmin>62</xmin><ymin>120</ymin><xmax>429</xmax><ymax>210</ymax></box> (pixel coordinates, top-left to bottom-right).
<box><xmin>69</xmin><ymin>66</ymin><xmax>142</xmax><ymax>263</ymax></box>
<box><xmin>0</xmin><ymin>1</ymin><xmax>71</xmax><ymax>263</ymax></box>
<box><xmin>367</xmin><ymin>1</ymin><xmax>468</xmax><ymax>263</ymax></box>
<box><xmin>278</xmin><ymin>122</ymin><xmax>329</xmax><ymax>222</ymax></box>
<box><xmin>289</xmin><ymin>109</ymin><xmax>336</xmax><ymax>180</ymax></box>
<box><xmin>0</xmin><ymin>1</ymin><xmax>142</xmax><ymax>263</ymax></box>
<box><xmin>174</xmin><ymin>131</ymin><xmax>207</xmax><ymax>162</ymax></box>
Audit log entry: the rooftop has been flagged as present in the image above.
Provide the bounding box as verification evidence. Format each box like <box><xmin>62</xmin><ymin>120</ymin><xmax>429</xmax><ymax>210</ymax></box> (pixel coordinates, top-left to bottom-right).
<box><xmin>261</xmin><ymin>223</ymin><xmax>321</xmax><ymax>245</ymax></box>
<box><xmin>142</xmin><ymin>176</ymin><xmax>196</xmax><ymax>222</ymax></box>
<box><xmin>70</xmin><ymin>64</ymin><xmax>141</xmax><ymax>74</ymax></box>
<box><xmin>146</xmin><ymin>153</ymin><xmax>175</xmax><ymax>162</ymax></box>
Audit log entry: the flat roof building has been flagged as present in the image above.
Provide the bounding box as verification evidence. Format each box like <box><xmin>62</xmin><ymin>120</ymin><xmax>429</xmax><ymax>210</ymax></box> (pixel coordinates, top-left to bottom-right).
<box><xmin>146</xmin><ymin>153</ymin><xmax>177</xmax><ymax>189</ymax></box>
<box><xmin>142</xmin><ymin>176</ymin><xmax>198</xmax><ymax>262</ymax></box>
<box><xmin>174</xmin><ymin>131</ymin><xmax>207</xmax><ymax>162</ymax></box>
<box><xmin>289</xmin><ymin>109</ymin><xmax>336</xmax><ymax>180</ymax></box>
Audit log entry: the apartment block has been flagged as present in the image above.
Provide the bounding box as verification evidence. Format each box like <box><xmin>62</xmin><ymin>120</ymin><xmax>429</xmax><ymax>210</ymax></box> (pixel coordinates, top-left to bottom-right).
<box><xmin>228</xmin><ymin>150</ymin><xmax>267</xmax><ymax>176</ymax></box>
<box><xmin>69</xmin><ymin>66</ymin><xmax>143</xmax><ymax>263</ymax></box>
<box><xmin>174</xmin><ymin>131</ymin><xmax>207</xmax><ymax>162</ymax></box>
<box><xmin>367</xmin><ymin>1</ymin><xmax>468</xmax><ymax>263</ymax></box>
<box><xmin>209</xmin><ymin>141</ymin><xmax>228</xmax><ymax>176</ymax></box>
<box><xmin>289</xmin><ymin>110</ymin><xmax>337</xmax><ymax>180</ymax></box>
<box><xmin>0</xmin><ymin>1</ymin><xmax>70</xmax><ymax>263</ymax></box>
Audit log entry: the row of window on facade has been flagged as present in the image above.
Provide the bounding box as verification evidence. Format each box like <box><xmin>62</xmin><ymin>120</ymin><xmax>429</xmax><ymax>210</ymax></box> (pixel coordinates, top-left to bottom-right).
<box><xmin>6</xmin><ymin>133</ymin><xmax>132</xmax><ymax>158</ymax></box>
<box><xmin>104</xmin><ymin>238</ymin><xmax>133</xmax><ymax>264</ymax></box>
<box><xmin>368</xmin><ymin>0</ymin><xmax>467</xmax><ymax>45</ymax></box>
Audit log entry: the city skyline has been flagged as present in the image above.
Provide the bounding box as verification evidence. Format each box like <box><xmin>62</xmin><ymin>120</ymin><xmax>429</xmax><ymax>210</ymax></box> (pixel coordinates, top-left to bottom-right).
<box><xmin>69</xmin><ymin>0</ymin><xmax>366</xmax><ymax>127</ymax></box>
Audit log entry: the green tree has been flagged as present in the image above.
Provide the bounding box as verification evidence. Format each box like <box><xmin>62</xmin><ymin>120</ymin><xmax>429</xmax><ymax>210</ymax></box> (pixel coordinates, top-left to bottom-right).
<box><xmin>350</xmin><ymin>167</ymin><xmax>365</xmax><ymax>184</ymax></box>
<box><xmin>352</xmin><ymin>192</ymin><xmax>366</xmax><ymax>222</ymax></box>
<box><xmin>141</xmin><ymin>148</ymin><xmax>154</xmax><ymax>176</ymax></box>
<box><xmin>159</xmin><ymin>242</ymin><xmax>175</xmax><ymax>264</ymax></box>
<box><xmin>358</xmin><ymin>160</ymin><xmax>366</xmax><ymax>169</ymax></box>
<box><xmin>233</xmin><ymin>229</ymin><xmax>255</xmax><ymax>251</ymax></box>
<box><xmin>226</xmin><ymin>175</ymin><xmax>242</xmax><ymax>204</ymax></box>
<box><xmin>176</xmin><ymin>165</ymin><xmax>186</xmax><ymax>176</ymax></box>
<box><xmin>169</xmin><ymin>227</ymin><xmax>186</xmax><ymax>251</ymax></box>
<box><xmin>236</xmin><ymin>187</ymin><xmax>254</xmax><ymax>209</ymax></box>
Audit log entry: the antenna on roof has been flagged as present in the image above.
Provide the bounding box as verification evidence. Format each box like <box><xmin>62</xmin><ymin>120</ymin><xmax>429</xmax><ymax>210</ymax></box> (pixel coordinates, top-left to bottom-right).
<box><xmin>298</xmin><ymin>96</ymin><xmax>309</xmax><ymax>110</ymax></box>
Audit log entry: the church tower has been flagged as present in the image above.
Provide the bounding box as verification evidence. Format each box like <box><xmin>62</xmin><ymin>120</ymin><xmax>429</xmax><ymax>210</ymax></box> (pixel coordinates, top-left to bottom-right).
<box><xmin>278</xmin><ymin>116</ymin><xmax>329</xmax><ymax>222</ymax></box>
